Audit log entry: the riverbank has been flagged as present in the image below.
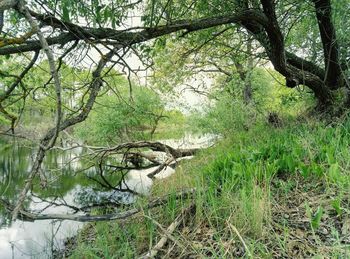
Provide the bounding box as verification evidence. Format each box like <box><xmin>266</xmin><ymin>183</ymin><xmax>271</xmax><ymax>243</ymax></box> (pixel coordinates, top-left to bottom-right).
<box><xmin>0</xmin><ymin>132</ymin><xmax>218</xmax><ymax>258</ymax></box>
<box><xmin>65</xmin><ymin>117</ymin><xmax>350</xmax><ymax>258</ymax></box>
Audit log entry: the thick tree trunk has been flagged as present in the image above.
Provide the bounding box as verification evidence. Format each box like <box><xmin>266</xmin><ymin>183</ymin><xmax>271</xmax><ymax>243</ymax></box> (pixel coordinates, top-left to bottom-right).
<box><xmin>244</xmin><ymin>39</ymin><xmax>254</xmax><ymax>104</ymax></box>
<box><xmin>287</xmin><ymin>66</ymin><xmax>333</xmax><ymax>108</ymax></box>
<box><xmin>234</xmin><ymin>61</ymin><xmax>253</xmax><ymax>104</ymax></box>
<box><xmin>241</xmin><ymin>0</ymin><xmax>334</xmax><ymax>108</ymax></box>
<box><xmin>243</xmin><ymin>83</ymin><xmax>253</xmax><ymax>104</ymax></box>
<box><xmin>312</xmin><ymin>0</ymin><xmax>342</xmax><ymax>89</ymax></box>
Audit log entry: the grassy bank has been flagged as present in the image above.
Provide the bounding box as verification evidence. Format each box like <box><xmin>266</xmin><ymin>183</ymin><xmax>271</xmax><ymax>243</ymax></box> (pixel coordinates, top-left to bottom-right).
<box><xmin>68</xmin><ymin>117</ymin><xmax>350</xmax><ymax>258</ymax></box>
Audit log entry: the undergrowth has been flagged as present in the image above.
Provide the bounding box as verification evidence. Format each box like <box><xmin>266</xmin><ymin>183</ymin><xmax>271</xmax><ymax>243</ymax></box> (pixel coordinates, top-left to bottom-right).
<box><xmin>68</xmin><ymin>116</ymin><xmax>350</xmax><ymax>258</ymax></box>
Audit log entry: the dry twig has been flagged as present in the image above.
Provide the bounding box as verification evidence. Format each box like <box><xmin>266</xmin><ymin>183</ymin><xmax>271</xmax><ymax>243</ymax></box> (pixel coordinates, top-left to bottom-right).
<box><xmin>140</xmin><ymin>203</ymin><xmax>194</xmax><ymax>258</ymax></box>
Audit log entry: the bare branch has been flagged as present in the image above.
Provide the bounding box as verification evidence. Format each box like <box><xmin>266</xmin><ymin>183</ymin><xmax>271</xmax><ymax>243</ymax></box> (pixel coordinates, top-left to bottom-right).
<box><xmin>1</xmin><ymin>188</ymin><xmax>196</xmax><ymax>222</ymax></box>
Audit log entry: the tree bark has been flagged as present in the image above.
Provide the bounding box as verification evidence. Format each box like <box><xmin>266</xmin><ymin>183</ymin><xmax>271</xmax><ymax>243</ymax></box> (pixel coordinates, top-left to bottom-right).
<box><xmin>240</xmin><ymin>0</ymin><xmax>333</xmax><ymax>107</ymax></box>
<box><xmin>312</xmin><ymin>0</ymin><xmax>342</xmax><ymax>89</ymax></box>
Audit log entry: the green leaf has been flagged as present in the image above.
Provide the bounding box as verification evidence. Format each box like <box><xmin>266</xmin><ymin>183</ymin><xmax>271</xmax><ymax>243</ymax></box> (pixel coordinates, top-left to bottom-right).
<box><xmin>62</xmin><ymin>1</ymin><xmax>70</xmax><ymax>22</ymax></box>
<box><xmin>331</xmin><ymin>198</ymin><xmax>342</xmax><ymax>216</ymax></box>
<box><xmin>312</xmin><ymin>206</ymin><xmax>323</xmax><ymax>230</ymax></box>
<box><xmin>329</xmin><ymin>163</ymin><xmax>340</xmax><ymax>182</ymax></box>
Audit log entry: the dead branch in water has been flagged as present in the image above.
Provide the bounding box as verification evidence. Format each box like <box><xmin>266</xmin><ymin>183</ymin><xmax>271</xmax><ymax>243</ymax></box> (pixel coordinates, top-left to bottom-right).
<box><xmin>0</xmin><ymin>188</ymin><xmax>196</xmax><ymax>222</ymax></box>
<box><xmin>95</xmin><ymin>141</ymin><xmax>200</xmax><ymax>160</ymax></box>
<box><xmin>147</xmin><ymin>158</ymin><xmax>176</xmax><ymax>179</ymax></box>
<box><xmin>91</xmin><ymin>140</ymin><xmax>201</xmax><ymax>184</ymax></box>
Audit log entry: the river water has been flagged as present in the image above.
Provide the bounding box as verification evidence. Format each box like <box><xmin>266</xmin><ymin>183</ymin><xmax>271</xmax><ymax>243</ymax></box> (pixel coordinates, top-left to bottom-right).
<box><xmin>0</xmin><ymin>134</ymin><xmax>216</xmax><ymax>259</ymax></box>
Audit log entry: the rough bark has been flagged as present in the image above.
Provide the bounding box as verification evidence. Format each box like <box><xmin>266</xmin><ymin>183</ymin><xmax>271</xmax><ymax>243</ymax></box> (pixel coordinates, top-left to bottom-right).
<box><xmin>285</xmin><ymin>51</ymin><xmax>325</xmax><ymax>80</ymax></box>
<box><xmin>312</xmin><ymin>0</ymin><xmax>342</xmax><ymax>89</ymax></box>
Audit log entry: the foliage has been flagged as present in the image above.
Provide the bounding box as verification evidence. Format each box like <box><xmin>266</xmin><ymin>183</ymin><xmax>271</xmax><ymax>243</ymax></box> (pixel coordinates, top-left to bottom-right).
<box><xmin>75</xmin><ymin>83</ymin><xmax>164</xmax><ymax>144</ymax></box>
<box><xmin>147</xmin><ymin>27</ymin><xmax>254</xmax><ymax>96</ymax></box>
<box><xmin>5</xmin><ymin>0</ymin><xmax>138</xmax><ymax>29</ymax></box>
<box><xmin>152</xmin><ymin>109</ymin><xmax>188</xmax><ymax>139</ymax></box>
<box><xmin>0</xmin><ymin>57</ymin><xmax>91</xmax><ymax>130</ymax></box>
<box><xmin>0</xmin><ymin>56</ymin><xmax>170</xmax><ymax>143</ymax></box>
<box><xmin>189</xmin><ymin>68</ymin><xmax>315</xmax><ymax>136</ymax></box>
<box><xmin>1</xmin><ymin>0</ymin><xmax>350</xmax><ymax>257</ymax></box>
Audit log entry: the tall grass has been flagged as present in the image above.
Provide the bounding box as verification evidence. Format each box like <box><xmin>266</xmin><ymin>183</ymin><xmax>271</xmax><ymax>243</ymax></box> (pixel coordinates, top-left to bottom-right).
<box><xmin>70</xmin><ymin>115</ymin><xmax>350</xmax><ymax>258</ymax></box>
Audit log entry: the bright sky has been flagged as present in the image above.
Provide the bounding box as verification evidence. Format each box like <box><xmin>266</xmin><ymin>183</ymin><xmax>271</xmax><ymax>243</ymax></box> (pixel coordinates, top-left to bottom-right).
<box><xmin>78</xmin><ymin>4</ymin><xmax>213</xmax><ymax>113</ymax></box>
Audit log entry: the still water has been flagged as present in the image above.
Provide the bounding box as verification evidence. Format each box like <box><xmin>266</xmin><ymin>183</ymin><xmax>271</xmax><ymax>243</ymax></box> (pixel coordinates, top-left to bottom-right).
<box><xmin>0</xmin><ymin>134</ymin><xmax>216</xmax><ymax>258</ymax></box>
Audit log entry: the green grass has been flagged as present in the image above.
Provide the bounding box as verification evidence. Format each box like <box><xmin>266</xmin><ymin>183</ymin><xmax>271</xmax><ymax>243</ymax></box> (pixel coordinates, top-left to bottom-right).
<box><xmin>69</xmin><ymin>116</ymin><xmax>350</xmax><ymax>258</ymax></box>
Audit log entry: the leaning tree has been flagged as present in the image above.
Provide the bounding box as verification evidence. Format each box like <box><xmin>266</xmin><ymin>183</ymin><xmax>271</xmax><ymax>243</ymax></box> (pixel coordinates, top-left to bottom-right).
<box><xmin>143</xmin><ymin>0</ymin><xmax>349</xmax><ymax>107</ymax></box>
<box><xmin>0</xmin><ymin>0</ymin><xmax>348</xmax><ymax>220</ymax></box>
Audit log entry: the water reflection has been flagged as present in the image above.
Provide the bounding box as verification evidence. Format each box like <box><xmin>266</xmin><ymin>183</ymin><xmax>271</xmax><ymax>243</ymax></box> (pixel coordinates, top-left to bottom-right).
<box><xmin>0</xmin><ymin>189</ymin><xmax>83</xmax><ymax>259</ymax></box>
<box><xmin>0</xmin><ymin>140</ymin><xmax>91</xmax><ymax>258</ymax></box>
<box><xmin>0</xmin><ymin>133</ymin><xmax>216</xmax><ymax>258</ymax></box>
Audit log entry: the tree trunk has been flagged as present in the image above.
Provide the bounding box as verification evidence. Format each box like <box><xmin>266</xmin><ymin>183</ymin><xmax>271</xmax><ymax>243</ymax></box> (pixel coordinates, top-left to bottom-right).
<box><xmin>241</xmin><ymin>0</ymin><xmax>334</xmax><ymax>108</ymax></box>
<box><xmin>312</xmin><ymin>0</ymin><xmax>342</xmax><ymax>89</ymax></box>
<box><xmin>234</xmin><ymin>38</ymin><xmax>254</xmax><ymax>105</ymax></box>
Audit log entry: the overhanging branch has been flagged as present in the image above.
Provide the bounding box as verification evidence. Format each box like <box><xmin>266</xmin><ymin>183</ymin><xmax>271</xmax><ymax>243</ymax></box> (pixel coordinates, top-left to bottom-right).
<box><xmin>0</xmin><ymin>10</ymin><xmax>268</xmax><ymax>55</ymax></box>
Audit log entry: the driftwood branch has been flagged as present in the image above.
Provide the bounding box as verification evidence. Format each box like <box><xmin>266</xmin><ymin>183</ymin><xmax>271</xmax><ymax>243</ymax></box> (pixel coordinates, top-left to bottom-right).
<box><xmin>93</xmin><ymin>141</ymin><xmax>199</xmax><ymax>180</ymax></box>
